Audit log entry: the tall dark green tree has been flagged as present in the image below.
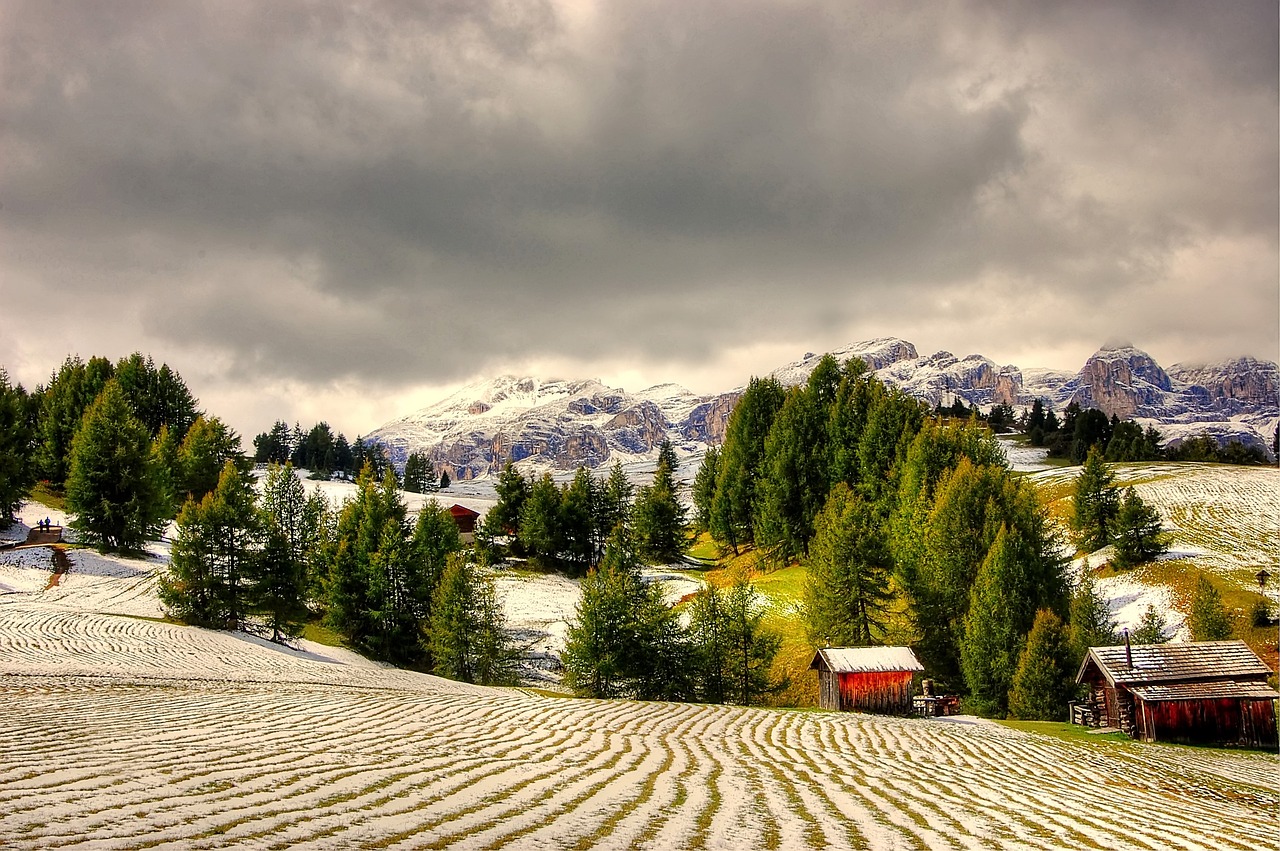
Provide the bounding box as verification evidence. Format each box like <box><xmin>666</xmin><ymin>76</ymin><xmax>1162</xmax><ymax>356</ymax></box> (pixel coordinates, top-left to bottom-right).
<box><xmin>561</xmin><ymin>467</ymin><xmax>599</xmax><ymax>572</ymax></box>
<box><xmin>176</xmin><ymin>415</ymin><xmax>244</xmax><ymax>504</ymax></box>
<box><xmin>0</xmin><ymin>370</ymin><xmax>36</xmax><ymax>521</ymax></box>
<box><xmin>429</xmin><ymin>554</ymin><xmax>516</xmax><ymax>685</ymax></box>
<box><xmin>402</xmin><ymin>452</ymin><xmax>434</xmax><ymax>493</ymax></box>
<box><xmin>691</xmin><ymin>445</ymin><xmax>720</xmax><ymax>534</ymax></box>
<box><xmin>710</xmin><ymin>377</ymin><xmax>785</xmax><ymax>553</ymax></box>
<box><xmin>1112</xmin><ymin>487</ymin><xmax>1167</xmax><ymax>569</ymax></box>
<box><xmin>755</xmin><ymin>378</ymin><xmax>831</xmax><ymax>562</ymax></box>
<box><xmin>520</xmin><ymin>473</ymin><xmax>564</xmax><ymax>567</ymax></box>
<box><xmin>1067</xmin><ymin>570</ymin><xmax>1117</xmax><ymax>666</ymax></box>
<box><xmin>65</xmin><ymin>380</ymin><xmax>166</xmax><ymax>552</ymax></box>
<box><xmin>633</xmin><ymin>452</ymin><xmax>687</xmax><ymax>565</ymax></box>
<box><xmin>253</xmin><ymin>420</ymin><xmax>293</xmax><ymax>464</ymax></box>
<box><xmin>1071</xmin><ymin>446</ymin><xmax>1119</xmax><ymax>553</ymax></box>
<box><xmin>36</xmin><ymin>355</ymin><xmax>115</xmax><ymax>486</ymax></box>
<box><xmin>804</xmin><ymin>483</ymin><xmax>891</xmax><ymax>647</ymax></box>
<box><xmin>160</xmin><ymin>460</ymin><xmax>261</xmax><ymax>628</ymax></box>
<box><xmin>1007</xmin><ymin>609</ymin><xmax>1076</xmax><ymax>721</ymax></box>
<box><xmin>253</xmin><ymin>463</ymin><xmax>325</xmax><ymax>641</ymax></box>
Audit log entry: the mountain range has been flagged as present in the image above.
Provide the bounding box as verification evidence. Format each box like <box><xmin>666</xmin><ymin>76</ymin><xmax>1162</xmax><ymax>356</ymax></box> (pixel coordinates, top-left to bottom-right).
<box><xmin>367</xmin><ymin>339</ymin><xmax>1279</xmax><ymax>479</ymax></box>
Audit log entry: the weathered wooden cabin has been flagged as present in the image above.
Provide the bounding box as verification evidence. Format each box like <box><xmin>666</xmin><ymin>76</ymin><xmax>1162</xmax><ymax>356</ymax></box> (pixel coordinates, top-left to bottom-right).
<box><xmin>1076</xmin><ymin>639</ymin><xmax>1279</xmax><ymax>748</ymax></box>
<box><xmin>810</xmin><ymin>646</ymin><xmax>923</xmax><ymax>714</ymax></box>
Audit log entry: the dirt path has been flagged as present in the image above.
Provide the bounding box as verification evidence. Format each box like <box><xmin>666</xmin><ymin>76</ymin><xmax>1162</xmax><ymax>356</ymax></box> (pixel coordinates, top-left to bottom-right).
<box><xmin>43</xmin><ymin>546</ymin><xmax>71</xmax><ymax>591</ymax></box>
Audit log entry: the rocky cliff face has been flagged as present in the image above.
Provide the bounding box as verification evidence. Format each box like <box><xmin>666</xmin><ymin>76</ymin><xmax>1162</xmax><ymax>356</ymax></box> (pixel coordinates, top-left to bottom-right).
<box><xmin>368</xmin><ymin>339</ymin><xmax>1279</xmax><ymax>476</ymax></box>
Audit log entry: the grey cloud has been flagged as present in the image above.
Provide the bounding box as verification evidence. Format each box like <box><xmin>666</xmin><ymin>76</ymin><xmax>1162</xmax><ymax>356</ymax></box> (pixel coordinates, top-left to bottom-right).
<box><xmin>1</xmin><ymin>0</ymin><xmax>1276</xmax><ymax>428</ymax></box>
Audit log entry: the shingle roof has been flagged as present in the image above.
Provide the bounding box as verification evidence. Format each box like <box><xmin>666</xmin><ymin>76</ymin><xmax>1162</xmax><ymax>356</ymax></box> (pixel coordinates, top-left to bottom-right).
<box><xmin>810</xmin><ymin>646</ymin><xmax>924</xmax><ymax>674</ymax></box>
<box><xmin>1129</xmin><ymin>681</ymin><xmax>1280</xmax><ymax>702</ymax></box>
<box><xmin>1081</xmin><ymin>640</ymin><xmax>1273</xmax><ymax>687</ymax></box>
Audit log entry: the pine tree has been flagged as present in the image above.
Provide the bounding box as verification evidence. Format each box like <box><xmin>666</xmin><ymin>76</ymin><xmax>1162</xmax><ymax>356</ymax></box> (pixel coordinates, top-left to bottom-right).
<box><xmin>1067</xmin><ymin>570</ymin><xmax>1117</xmax><ymax>666</ymax></box>
<box><xmin>691</xmin><ymin>445</ymin><xmax>720</xmax><ymax>533</ymax></box>
<box><xmin>561</xmin><ymin>467</ymin><xmax>599</xmax><ymax>572</ymax></box>
<box><xmin>65</xmin><ymin>380</ymin><xmax>166</xmax><ymax>552</ymax></box>
<box><xmin>1131</xmin><ymin>604</ymin><xmax>1171</xmax><ymax>644</ymax></box>
<box><xmin>520</xmin><ymin>473</ymin><xmax>564</xmax><ymax>567</ymax></box>
<box><xmin>1007</xmin><ymin>609</ymin><xmax>1076</xmax><ymax>721</ymax></box>
<box><xmin>1187</xmin><ymin>577</ymin><xmax>1233</xmax><ymax>641</ymax></box>
<box><xmin>36</xmin><ymin>355</ymin><xmax>115</xmax><ymax>486</ymax></box>
<box><xmin>409</xmin><ymin>501</ymin><xmax>464</xmax><ymax>623</ymax></box>
<box><xmin>961</xmin><ymin>525</ymin><xmax>1044</xmax><ymax>715</ymax></box>
<box><xmin>755</xmin><ymin>382</ymin><xmax>829</xmax><ymax>562</ymax></box>
<box><xmin>597</xmin><ymin>461</ymin><xmax>633</xmax><ymax>556</ymax></box>
<box><xmin>177</xmin><ymin>415</ymin><xmax>244</xmax><ymax>503</ymax></box>
<box><xmin>710</xmin><ymin>377</ymin><xmax>786</xmax><ymax>553</ymax></box>
<box><xmin>804</xmin><ymin>483</ymin><xmax>891</xmax><ymax>647</ymax></box>
<box><xmin>429</xmin><ymin>555</ymin><xmax>515</xmax><ymax>685</ymax></box>
<box><xmin>1071</xmin><ymin>446</ymin><xmax>1119</xmax><ymax>552</ymax></box>
<box><xmin>633</xmin><ymin>453</ymin><xmax>687</xmax><ymax>565</ymax></box>
<box><xmin>439</xmin><ymin>471</ymin><xmax>451</xmax><ymax>489</ymax></box>
<box><xmin>1112</xmin><ymin>487</ymin><xmax>1166</xmax><ymax>569</ymax></box>
<box><xmin>160</xmin><ymin>460</ymin><xmax>261</xmax><ymax>628</ymax></box>
<box><xmin>0</xmin><ymin>370</ymin><xmax>36</xmax><ymax>522</ymax></box>
<box><xmin>722</xmin><ymin>578</ymin><xmax>782</xmax><ymax>705</ymax></box>
<box><xmin>253</xmin><ymin>463</ymin><xmax>323</xmax><ymax>641</ymax></box>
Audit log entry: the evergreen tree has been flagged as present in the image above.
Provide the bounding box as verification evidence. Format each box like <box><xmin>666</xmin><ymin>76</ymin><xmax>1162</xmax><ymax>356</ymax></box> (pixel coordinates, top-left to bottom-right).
<box><xmin>633</xmin><ymin>452</ymin><xmax>687</xmax><ymax>565</ymax></box>
<box><xmin>253</xmin><ymin>462</ymin><xmax>323</xmax><ymax>641</ymax></box>
<box><xmin>710</xmin><ymin>377</ymin><xmax>785</xmax><ymax>553</ymax></box>
<box><xmin>177</xmin><ymin>415</ymin><xmax>244</xmax><ymax>504</ymax></box>
<box><xmin>755</xmin><ymin>381</ymin><xmax>829</xmax><ymax>562</ymax></box>
<box><xmin>721</xmin><ymin>578</ymin><xmax>783</xmax><ymax>705</ymax></box>
<box><xmin>149</xmin><ymin>425</ymin><xmax>180</xmax><ymax>519</ymax></box>
<box><xmin>691</xmin><ymin>445</ymin><xmax>720</xmax><ymax>533</ymax></box>
<box><xmin>1067</xmin><ymin>571</ymin><xmax>1117</xmax><ymax>666</ymax></box>
<box><xmin>36</xmin><ymin>355</ymin><xmax>115</xmax><ymax>485</ymax></box>
<box><xmin>961</xmin><ymin>525</ymin><xmax>1040</xmax><ymax>715</ymax></box>
<box><xmin>253</xmin><ymin>420</ymin><xmax>292</xmax><ymax>464</ymax></box>
<box><xmin>804</xmin><ymin>483</ymin><xmax>890</xmax><ymax>647</ymax></box>
<box><xmin>1071</xmin><ymin>446</ymin><xmax>1119</xmax><ymax>552</ymax></box>
<box><xmin>439</xmin><ymin>471</ymin><xmax>451</xmax><ymax>489</ymax></box>
<box><xmin>1131</xmin><ymin>604</ymin><xmax>1171</xmax><ymax>644</ymax></box>
<box><xmin>562</xmin><ymin>526</ymin><xmax>688</xmax><ymax>700</ymax></box>
<box><xmin>597</xmin><ymin>461</ymin><xmax>633</xmax><ymax>554</ymax></box>
<box><xmin>1007</xmin><ymin>609</ymin><xmax>1075</xmax><ymax>721</ymax></box>
<box><xmin>430</xmin><ymin>555</ymin><xmax>516</xmax><ymax>685</ymax></box>
<box><xmin>688</xmin><ymin>583</ymin><xmax>730</xmax><ymax>704</ymax></box>
<box><xmin>1187</xmin><ymin>577</ymin><xmax>1233</xmax><ymax>641</ymax></box>
<box><xmin>160</xmin><ymin>460</ymin><xmax>261</xmax><ymax>628</ymax></box>
<box><xmin>402</xmin><ymin>452</ymin><xmax>432</xmax><ymax>493</ymax></box>
<box><xmin>113</xmin><ymin>353</ymin><xmax>198</xmax><ymax>441</ymax></box>
<box><xmin>65</xmin><ymin>379</ymin><xmax>166</xmax><ymax>552</ymax></box>
<box><xmin>1111</xmin><ymin>487</ymin><xmax>1167</xmax><ymax>569</ymax></box>
<box><xmin>520</xmin><ymin>473</ymin><xmax>564</xmax><ymax>566</ymax></box>
<box><xmin>409</xmin><ymin>501</ymin><xmax>463</xmax><ymax>616</ymax></box>
<box><xmin>0</xmin><ymin>370</ymin><xmax>36</xmax><ymax>521</ymax></box>
<box><xmin>561</xmin><ymin>467</ymin><xmax>599</xmax><ymax>572</ymax></box>
<box><xmin>489</xmin><ymin>463</ymin><xmax>530</xmax><ymax>539</ymax></box>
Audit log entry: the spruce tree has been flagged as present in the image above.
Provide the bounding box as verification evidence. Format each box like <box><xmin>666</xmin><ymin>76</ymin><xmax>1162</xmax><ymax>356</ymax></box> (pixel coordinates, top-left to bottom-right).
<box><xmin>804</xmin><ymin>483</ymin><xmax>891</xmax><ymax>647</ymax></box>
<box><xmin>691</xmin><ymin>445</ymin><xmax>720</xmax><ymax>534</ymax></box>
<box><xmin>430</xmin><ymin>555</ymin><xmax>515</xmax><ymax>685</ymax></box>
<box><xmin>0</xmin><ymin>370</ymin><xmax>36</xmax><ymax>522</ymax></box>
<box><xmin>633</xmin><ymin>453</ymin><xmax>687</xmax><ymax>565</ymax></box>
<box><xmin>253</xmin><ymin>463</ymin><xmax>323</xmax><ymax>641</ymax></box>
<box><xmin>561</xmin><ymin>467</ymin><xmax>599</xmax><ymax>572</ymax></box>
<box><xmin>37</xmin><ymin>355</ymin><xmax>115</xmax><ymax>486</ymax></box>
<box><xmin>1131</xmin><ymin>604</ymin><xmax>1171</xmax><ymax>644</ymax></box>
<box><xmin>1067</xmin><ymin>570</ymin><xmax>1117</xmax><ymax>665</ymax></box>
<box><xmin>710</xmin><ymin>376</ymin><xmax>785</xmax><ymax>553</ymax></box>
<box><xmin>1187</xmin><ymin>577</ymin><xmax>1233</xmax><ymax>641</ymax></box>
<box><xmin>65</xmin><ymin>379</ymin><xmax>166</xmax><ymax>552</ymax></box>
<box><xmin>1071</xmin><ymin>447</ymin><xmax>1119</xmax><ymax>552</ymax></box>
<box><xmin>160</xmin><ymin>460</ymin><xmax>261</xmax><ymax>628</ymax></box>
<box><xmin>722</xmin><ymin>578</ymin><xmax>782</xmax><ymax>705</ymax></box>
<box><xmin>1007</xmin><ymin>609</ymin><xmax>1075</xmax><ymax>721</ymax></box>
<box><xmin>1112</xmin><ymin>487</ymin><xmax>1166</xmax><ymax>569</ymax></box>
<box><xmin>177</xmin><ymin>415</ymin><xmax>244</xmax><ymax>504</ymax></box>
<box><xmin>520</xmin><ymin>473</ymin><xmax>564</xmax><ymax>567</ymax></box>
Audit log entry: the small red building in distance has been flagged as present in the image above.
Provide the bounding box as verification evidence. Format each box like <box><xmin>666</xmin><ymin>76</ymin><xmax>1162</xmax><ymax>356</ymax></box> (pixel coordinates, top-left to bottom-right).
<box><xmin>448</xmin><ymin>504</ymin><xmax>481</xmax><ymax>540</ymax></box>
<box><xmin>810</xmin><ymin>646</ymin><xmax>924</xmax><ymax>714</ymax></box>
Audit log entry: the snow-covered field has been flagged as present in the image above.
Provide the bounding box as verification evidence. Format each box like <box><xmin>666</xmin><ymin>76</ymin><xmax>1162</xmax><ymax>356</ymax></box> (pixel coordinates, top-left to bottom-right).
<box><xmin>2</xmin><ymin>498</ymin><xmax>1278</xmax><ymax>848</ymax></box>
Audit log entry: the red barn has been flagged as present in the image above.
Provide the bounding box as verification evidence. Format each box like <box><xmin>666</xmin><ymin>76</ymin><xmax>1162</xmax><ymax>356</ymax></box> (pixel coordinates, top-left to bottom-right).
<box><xmin>448</xmin><ymin>504</ymin><xmax>481</xmax><ymax>542</ymax></box>
<box><xmin>1076</xmin><ymin>639</ymin><xmax>1278</xmax><ymax>748</ymax></box>
<box><xmin>810</xmin><ymin>647</ymin><xmax>923</xmax><ymax>714</ymax></box>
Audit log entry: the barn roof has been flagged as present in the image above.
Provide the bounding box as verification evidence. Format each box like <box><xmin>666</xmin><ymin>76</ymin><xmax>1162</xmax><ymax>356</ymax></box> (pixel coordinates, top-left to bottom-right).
<box><xmin>448</xmin><ymin>504</ymin><xmax>480</xmax><ymax>519</ymax></box>
<box><xmin>810</xmin><ymin>646</ymin><xmax>924</xmax><ymax>674</ymax></box>
<box><xmin>1078</xmin><ymin>640</ymin><xmax>1273</xmax><ymax>688</ymax></box>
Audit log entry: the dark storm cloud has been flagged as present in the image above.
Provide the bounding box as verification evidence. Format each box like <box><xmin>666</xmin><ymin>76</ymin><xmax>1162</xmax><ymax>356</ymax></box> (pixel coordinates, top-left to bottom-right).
<box><xmin>1</xmin><ymin>0</ymin><xmax>1276</xmax><ymax>424</ymax></box>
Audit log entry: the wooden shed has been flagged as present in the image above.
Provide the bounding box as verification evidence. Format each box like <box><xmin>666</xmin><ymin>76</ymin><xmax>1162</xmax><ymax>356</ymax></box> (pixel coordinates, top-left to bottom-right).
<box><xmin>1076</xmin><ymin>639</ymin><xmax>1278</xmax><ymax>748</ymax></box>
<box><xmin>810</xmin><ymin>646</ymin><xmax>923</xmax><ymax>714</ymax></box>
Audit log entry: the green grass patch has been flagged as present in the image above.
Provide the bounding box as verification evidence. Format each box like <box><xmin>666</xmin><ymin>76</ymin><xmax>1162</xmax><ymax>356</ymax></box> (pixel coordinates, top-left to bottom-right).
<box><xmin>999</xmin><ymin>719</ymin><xmax>1132</xmax><ymax>745</ymax></box>
<box><xmin>28</xmin><ymin>482</ymin><xmax>67</xmax><ymax>512</ymax></box>
<box><xmin>301</xmin><ymin>619</ymin><xmax>347</xmax><ymax>648</ymax></box>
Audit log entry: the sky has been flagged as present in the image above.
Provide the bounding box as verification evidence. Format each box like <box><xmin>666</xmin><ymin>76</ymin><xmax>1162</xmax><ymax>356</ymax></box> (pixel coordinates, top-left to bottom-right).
<box><xmin>2</xmin><ymin>1</ymin><xmax>1277</xmax><ymax>443</ymax></box>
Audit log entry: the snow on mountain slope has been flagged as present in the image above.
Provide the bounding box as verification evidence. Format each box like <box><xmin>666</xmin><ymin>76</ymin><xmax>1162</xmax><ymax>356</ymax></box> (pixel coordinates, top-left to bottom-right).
<box><xmin>367</xmin><ymin>339</ymin><xmax>1279</xmax><ymax>476</ymax></box>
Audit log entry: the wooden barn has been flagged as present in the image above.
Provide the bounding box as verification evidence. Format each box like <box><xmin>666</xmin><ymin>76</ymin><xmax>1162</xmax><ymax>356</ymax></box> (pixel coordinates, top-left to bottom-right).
<box><xmin>810</xmin><ymin>646</ymin><xmax>923</xmax><ymax>714</ymax></box>
<box><xmin>448</xmin><ymin>504</ymin><xmax>481</xmax><ymax>543</ymax></box>
<box><xmin>1076</xmin><ymin>639</ymin><xmax>1279</xmax><ymax>748</ymax></box>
